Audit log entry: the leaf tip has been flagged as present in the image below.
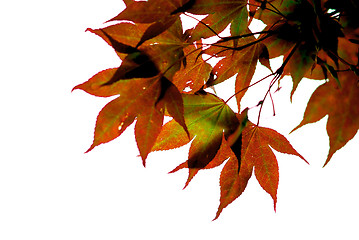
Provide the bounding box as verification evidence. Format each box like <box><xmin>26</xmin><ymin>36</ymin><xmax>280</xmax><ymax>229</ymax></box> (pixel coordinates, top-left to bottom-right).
<box><xmin>289</xmin><ymin>92</ymin><xmax>294</xmax><ymax>103</ymax></box>
<box><xmin>71</xmin><ymin>85</ymin><xmax>80</xmax><ymax>93</ymax></box>
<box><xmin>273</xmin><ymin>199</ymin><xmax>277</xmax><ymax>212</ymax></box>
<box><xmin>323</xmin><ymin>153</ymin><xmax>334</xmax><ymax>167</ymax></box>
<box><xmin>290</xmin><ymin>123</ymin><xmax>303</xmax><ymax>134</ymax></box>
<box><xmin>85</xmin><ymin>144</ymin><xmax>95</xmax><ymax>154</ymax></box>
<box><xmin>141</xmin><ymin>154</ymin><xmax>148</xmax><ymax>168</ymax></box>
<box><xmin>169</xmin><ymin>161</ymin><xmax>187</xmax><ymax>174</ymax></box>
<box><xmin>212</xmin><ymin>214</ymin><xmax>220</xmax><ymax>221</ymax></box>
<box><xmin>213</xmin><ymin>207</ymin><xmax>223</xmax><ymax>221</ymax></box>
<box><xmin>168</xmin><ymin>168</ymin><xmax>177</xmax><ymax>174</ymax></box>
<box><xmin>183</xmin><ymin>170</ymin><xmax>196</xmax><ymax>189</ymax></box>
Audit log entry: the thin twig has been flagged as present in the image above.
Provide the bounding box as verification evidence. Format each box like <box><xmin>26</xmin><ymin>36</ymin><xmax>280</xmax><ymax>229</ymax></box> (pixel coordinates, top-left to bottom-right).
<box><xmin>267</xmin><ymin>1</ymin><xmax>287</xmax><ymax>19</ymax></box>
<box><xmin>225</xmin><ymin>72</ymin><xmax>276</xmax><ymax>104</ymax></box>
<box><xmin>247</xmin><ymin>1</ymin><xmax>287</xmax><ymax>19</ymax></box>
<box><xmin>256</xmin><ymin>41</ymin><xmax>301</xmax><ymax>125</ymax></box>
<box><xmin>269</xmin><ymin>89</ymin><xmax>276</xmax><ymax>116</ymax></box>
<box><xmin>183</xmin><ymin>12</ymin><xmax>222</xmax><ymax>39</ymax></box>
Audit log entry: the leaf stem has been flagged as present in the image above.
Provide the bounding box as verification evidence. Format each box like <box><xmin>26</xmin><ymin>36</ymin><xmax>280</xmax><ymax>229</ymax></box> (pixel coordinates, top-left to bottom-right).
<box><xmin>328</xmin><ymin>49</ymin><xmax>355</xmax><ymax>69</ymax></box>
<box><xmin>217</xmin><ymin>30</ymin><xmax>276</xmax><ymax>43</ymax></box>
<box><xmin>161</xmin><ymin>45</ymin><xmax>202</xmax><ymax>77</ymax></box>
<box><xmin>160</xmin><ymin>31</ymin><xmax>273</xmax><ymax>87</ymax></box>
<box><xmin>183</xmin><ymin>12</ymin><xmax>223</xmax><ymax>39</ymax></box>
<box><xmin>256</xmin><ymin>41</ymin><xmax>301</xmax><ymax>125</ymax></box>
<box><xmin>247</xmin><ymin>1</ymin><xmax>288</xmax><ymax>19</ymax></box>
<box><xmin>269</xmin><ymin>89</ymin><xmax>276</xmax><ymax>116</ymax></box>
<box><xmin>225</xmin><ymin>72</ymin><xmax>276</xmax><ymax>104</ymax></box>
<box><xmin>201</xmin><ymin>32</ymin><xmax>273</xmax><ymax>58</ymax></box>
<box><xmin>267</xmin><ymin>1</ymin><xmax>287</xmax><ymax>19</ymax></box>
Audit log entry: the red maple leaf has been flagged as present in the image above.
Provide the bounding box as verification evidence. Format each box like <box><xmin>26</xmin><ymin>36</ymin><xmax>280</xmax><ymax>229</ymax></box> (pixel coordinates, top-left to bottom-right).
<box><xmin>215</xmin><ymin>121</ymin><xmax>308</xmax><ymax>219</ymax></box>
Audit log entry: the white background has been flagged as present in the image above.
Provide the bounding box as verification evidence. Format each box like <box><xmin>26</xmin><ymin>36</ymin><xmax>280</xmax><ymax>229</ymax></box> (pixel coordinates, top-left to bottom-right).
<box><xmin>1</xmin><ymin>1</ymin><xmax>358</xmax><ymax>239</ymax></box>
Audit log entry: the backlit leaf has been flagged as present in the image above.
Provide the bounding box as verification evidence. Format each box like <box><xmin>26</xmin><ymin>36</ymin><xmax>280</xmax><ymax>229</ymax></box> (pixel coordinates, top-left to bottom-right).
<box><xmin>85</xmin><ymin>77</ymin><xmax>160</xmax><ymax>153</ymax></box>
<box><xmin>136</xmin><ymin>103</ymin><xmax>164</xmax><ymax>166</ymax></box>
<box><xmin>109</xmin><ymin>0</ymin><xmax>191</xmax><ymax>23</ymax></box>
<box><xmin>215</xmin><ymin>121</ymin><xmax>307</xmax><ymax>218</ymax></box>
<box><xmin>73</xmin><ymin>68</ymin><xmax>121</xmax><ymax>97</ymax></box>
<box><xmin>189</xmin><ymin>0</ymin><xmax>247</xmax><ymax>41</ymax></box>
<box><xmin>75</xmin><ymin>0</ymin><xmax>359</xmax><ymax>220</ymax></box>
<box><xmin>205</xmin><ymin>35</ymin><xmax>267</xmax><ymax>109</ymax></box>
<box><xmin>172</xmin><ymin>42</ymin><xmax>212</xmax><ymax>92</ymax></box>
<box><xmin>292</xmin><ymin>71</ymin><xmax>359</xmax><ymax>166</ymax></box>
<box><xmin>152</xmin><ymin>92</ymin><xmax>239</xmax><ymax>175</ymax></box>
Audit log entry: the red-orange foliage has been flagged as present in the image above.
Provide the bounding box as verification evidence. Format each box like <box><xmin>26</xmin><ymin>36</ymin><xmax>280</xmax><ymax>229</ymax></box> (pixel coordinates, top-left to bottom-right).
<box><xmin>74</xmin><ymin>0</ymin><xmax>359</xmax><ymax>219</ymax></box>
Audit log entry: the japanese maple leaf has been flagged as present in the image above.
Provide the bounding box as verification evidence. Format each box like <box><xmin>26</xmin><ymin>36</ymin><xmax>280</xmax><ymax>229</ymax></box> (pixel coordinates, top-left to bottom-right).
<box><xmin>87</xmin><ymin>20</ymin><xmax>186</xmax><ymax>80</ymax></box>
<box><xmin>205</xmin><ymin>34</ymin><xmax>271</xmax><ymax>109</ymax></box>
<box><xmin>292</xmin><ymin>71</ymin><xmax>359</xmax><ymax>166</ymax></box>
<box><xmin>214</xmin><ymin>121</ymin><xmax>308</xmax><ymax>219</ymax></box>
<box><xmin>156</xmin><ymin>113</ymin><xmax>307</xmax><ymax>218</ymax></box>
<box><xmin>256</xmin><ymin>0</ymin><xmax>344</xmax><ymax>97</ymax></box>
<box><xmin>75</xmin><ymin>74</ymin><xmax>187</xmax><ymax>166</ymax></box>
<box><xmin>73</xmin><ymin>47</ymin><xmax>188</xmax><ymax>165</ymax></box>
<box><xmin>165</xmin><ymin>110</ymin><xmax>249</xmax><ymax>187</ymax></box>
<box><xmin>299</xmin><ymin>36</ymin><xmax>358</xmax><ymax>83</ymax></box>
<box><xmin>170</xmin><ymin>134</ymin><xmax>242</xmax><ymax>188</ymax></box>
<box><xmin>140</xmin><ymin>19</ymin><xmax>187</xmax><ymax>78</ymax></box>
<box><xmin>172</xmin><ymin>42</ymin><xmax>213</xmax><ymax>93</ymax></box>
<box><xmin>110</xmin><ymin>0</ymin><xmax>194</xmax><ymax>23</ymax></box>
<box><xmin>187</xmin><ymin>0</ymin><xmax>248</xmax><ymax>41</ymax></box>
<box><xmin>152</xmin><ymin>92</ymin><xmax>239</xmax><ymax>173</ymax></box>
<box><xmin>86</xmin><ymin>22</ymin><xmax>147</xmax><ymax>60</ymax></box>
<box><xmin>108</xmin><ymin>0</ymin><xmax>195</xmax><ymax>46</ymax></box>
<box><xmin>80</xmin><ymin>77</ymin><xmax>156</xmax><ymax>159</ymax></box>
<box><xmin>75</xmin><ymin>19</ymin><xmax>195</xmax><ymax>165</ymax></box>
<box><xmin>252</xmin><ymin>0</ymin><xmax>298</xmax><ymax>25</ymax></box>
<box><xmin>324</xmin><ymin>0</ymin><xmax>359</xmax><ymax>36</ymax></box>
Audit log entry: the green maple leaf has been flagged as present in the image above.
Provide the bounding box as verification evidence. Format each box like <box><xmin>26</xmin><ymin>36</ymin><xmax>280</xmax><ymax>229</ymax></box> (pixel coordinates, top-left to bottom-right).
<box><xmin>153</xmin><ymin>92</ymin><xmax>239</xmax><ymax>170</ymax></box>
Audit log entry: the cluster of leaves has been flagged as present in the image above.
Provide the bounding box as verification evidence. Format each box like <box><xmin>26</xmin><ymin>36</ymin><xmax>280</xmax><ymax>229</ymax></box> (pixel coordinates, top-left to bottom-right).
<box><xmin>74</xmin><ymin>0</ymin><xmax>359</xmax><ymax>219</ymax></box>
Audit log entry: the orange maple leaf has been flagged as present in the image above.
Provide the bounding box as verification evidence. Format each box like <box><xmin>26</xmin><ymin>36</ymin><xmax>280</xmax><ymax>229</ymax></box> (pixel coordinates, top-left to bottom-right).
<box><xmin>292</xmin><ymin>71</ymin><xmax>359</xmax><ymax>166</ymax></box>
